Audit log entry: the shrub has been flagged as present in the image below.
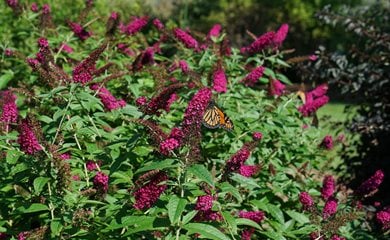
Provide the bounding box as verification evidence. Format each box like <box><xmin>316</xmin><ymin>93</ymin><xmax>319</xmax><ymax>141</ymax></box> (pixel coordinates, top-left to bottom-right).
<box><xmin>0</xmin><ymin>1</ymin><xmax>386</xmax><ymax>239</ymax></box>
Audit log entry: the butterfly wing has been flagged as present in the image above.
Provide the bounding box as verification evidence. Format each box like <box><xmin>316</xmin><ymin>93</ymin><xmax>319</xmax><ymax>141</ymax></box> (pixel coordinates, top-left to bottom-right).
<box><xmin>202</xmin><ymin>105</ymin><xmax>221</xmax><ymax>129</ymax></box>
<box><xmin>202</xmin><ymin>102</ymin><xmax>234</xmax><ymax>131</ymax></box>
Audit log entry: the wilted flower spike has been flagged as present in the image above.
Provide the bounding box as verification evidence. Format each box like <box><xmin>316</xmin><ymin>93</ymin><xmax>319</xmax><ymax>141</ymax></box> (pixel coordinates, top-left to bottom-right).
<box><xmin>90</xmin><ymin>84</ymin><xmax>126</xmax><ymax>111</ymax></box>
<box><xmin>241</xmin><ymin>66</ymin><xmax>265</xmax><ymax>87</ymax></box>
<box><xmin>17</xmin><ymin>119</ymin><xmax>42</xmax><ymax>155</ymax></box>
<box><xmin>224</xmin><ymin>147</ymin><xmax>251</xmax><ymax>174</ymax></box>
<box><xmin>212</xmin><ymin>67</ymin><xmax>227</xmax><ymax>93</ymax></box>
<box><xmin>356</xmin><ymin>170</ymin><xmax>384</xmax><ymax>196</ymax></box>
<box><xmin>321</xmin><ymin>175</ymin><xmax>336</xmax><ymax>200</ymax></box>
<box><xmin>323</xmin><ymin>197</ymin><xmax>338</xmax><ymax>219</ymax></box>
<box><xmin>133</xmin><ymin>171</ymin><xmax>168</xmax><ymax>210</ymax></box>
<box><xmin>173</xmin><ymin>28</ymin><xmax>199</xmax><ymax>50</ymax></box>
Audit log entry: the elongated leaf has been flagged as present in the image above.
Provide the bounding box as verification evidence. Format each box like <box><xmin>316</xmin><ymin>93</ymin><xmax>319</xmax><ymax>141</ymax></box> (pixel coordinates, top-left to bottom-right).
<box><xmin>50</xmin><ymin>220</ymin><xmax>63</xmax><ymax>236</ymax></box>
<box><xmin>182</xmin><ymin>210</ymin><xmax>198</xmax><ymax>225</ymax></box>
<box><xmin>188</xmin><ymin>164</ymin><xmax>214</xmax><ymax>187</ymax></box>
<box><xmin>286</xmin><ymin>210</ymin><xmax>310</xmax><ymax>224</ymax></box>
<box><xmin>267</xmin><ymin>205</ymin><xmax>285</xmax><ymax>224</ymax></box>
<box><xmin>236</xmin><ymin>218</ymin><xmax>262</xmax><ymax>230</ymax></box>
<box><xmin>167</xmin><ymin>196</ymin><xmax>187</xmax><ymax>224</ymax></box>
<box><xmin>15</xmin><ymin>203</ymin><xmax>49</xmax><ymax>214</ymax></box>
<box><xmin>33</xmin><ymin>177</ymin><xmax>50</xmax><ymax>195</ymax></box>
<box><xmin>222</xmin><ymin>211</ymin><xmax>237</xmax><ymax>234</ymax></box>
<box><xmin>135</xmin><ymin>159</ymin><xmax>178</xmax><ymax>174</ymax></box>
<box><xmin>184</xmin><ymin>223</ymin><xmax>230</xmax><ymax>240</ymax></box>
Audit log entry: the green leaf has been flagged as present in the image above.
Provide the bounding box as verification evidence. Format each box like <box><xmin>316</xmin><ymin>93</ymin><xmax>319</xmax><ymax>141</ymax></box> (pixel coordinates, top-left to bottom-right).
<box><xmin>33</xmin><ymin>177</ymin><xmax>50</xmax><ymax>195</ymax></box>
<box><xmin>188</xmin><ymin>164</ymin><xmax>214</xmax><ymax>187</ymax></box>
<box><xmin>184</xmin><ymin>223</ymin><xmax>230</xmax><ymax>240</ymax></box>
<box><xmin>135</xmin><ymin>159</ymin><xmax>178</xmax><ymax>174</ymax></box>
<box><xmin>0</xmin><ymin>70</ymin><xmax>14</xmax><ymax>89</ymax></box>
<box><xmin>286</xmin><ymin>210</ymin><xmax>310</xmax><ymax>224</ymax></box>
<box><xmin>182</xmin><ymin>210</ymin><xmax>198</xmax><ymax>225</ymax></box>
<box><xmin>219</xmin><ymin>182</ymin><xmax>242</xmax><ymax>202</ymax></box>
<box><xmin>222</xmin><ymin>211</ymin><xmax>237</xmax><ymax>234</ymax></box>
<box><xmin>167</xmin><ymin>196</ymin><xmax>187</xmax><ymax>224</ymax></box>
<box><xmin>15</xmin><ymin>203</ymin><xmax>49</xmax><ymax>214</ymax></box>
<box><xmin>6</xmin><ymin>150</ymin><xmax>22</xmax><ymax>164</ymax></box>
<box><xmin>50</xmin><ymin>220</ymin><xmax>63</xmax><ymax>236</ymax></box>
<box><xmin>236</xmin><ymin>218</ymin><xmax>262</xmax><ymax>230</ymax></box>
<box><xmin>267</xmin><ymin>204</ymin><xmax>285</xmax><ymax>224</ymax></box>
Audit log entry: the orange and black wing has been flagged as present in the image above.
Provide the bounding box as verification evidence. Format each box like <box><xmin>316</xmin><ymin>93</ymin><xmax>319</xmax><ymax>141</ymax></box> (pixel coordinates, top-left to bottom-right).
<box><xmin>202</xmin><ymin>105</ymin><xmax>221</xmax><ymax>129</ymax></box>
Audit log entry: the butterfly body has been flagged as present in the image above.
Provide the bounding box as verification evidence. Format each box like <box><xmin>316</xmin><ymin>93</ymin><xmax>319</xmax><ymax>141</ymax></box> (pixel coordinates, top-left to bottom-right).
<box><xmin>202</xmin><ymin>101</ymin><xmax>234</xmax><ymax>131</ymax></box>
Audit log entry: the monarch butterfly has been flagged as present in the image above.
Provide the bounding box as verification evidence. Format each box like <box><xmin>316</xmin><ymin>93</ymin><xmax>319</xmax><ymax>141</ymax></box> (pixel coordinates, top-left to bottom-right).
<box><xmin>202</xmin><ymin>101</ymin><xmax>234</xmax><ymax>131</ymax></box>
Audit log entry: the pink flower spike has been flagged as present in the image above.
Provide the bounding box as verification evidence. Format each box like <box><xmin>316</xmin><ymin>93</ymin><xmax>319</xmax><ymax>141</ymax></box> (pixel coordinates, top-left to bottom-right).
<box><xmin>208</xmin><ymin>24</ymin><xmax>222</xmax><ymax>39</ymax></box>
<box><xmin>152</xmin><ymin>18</ymin><xmax>164</xmax><ymax>30</ymax></box>
<box><xmin>17</xmin><ymin>119</ymin><xmax>42</xmax><ymax>155</ymax></box>
<box><xmin>122</xmin><ymin>16</ymin><xmax>148</xmax><ymax>35</ymax></box>
<box><xmin>173</xmin><ymin>28</ymin><xmax>199</xmax><ymax>50</ymax></box>
<box><xmin>356</xmin><ymin>170</ymin><xmax>384</xmax><ymax>196</ymax></box>
<box><xmin>321</xmin><ymin>175</ymin><xmax>336</xmax><ymax>200</ymax></box>
<box><xmin>269</xmin><ymin>78</ymin><xmax>285</xmax><ymax>96</ymax></box>
<box><xmin>299</xmin><ymin>192</ymin><xmax>314</xmax><ymax>210</ymax></box>
<box><xmin>320</xmin><ymin>135</ymin><xmax>333</xmax><ymax>150</ymax></box>
<box><xmin>60</xmin><ymin>43</ymin><xmax>73</xmax><ymax>53</ymax></box>
<box><xmin>252</xmin><ymin>132</ymin><xmax>263</xmax><ymax>141</ymax></box>
<box><xmin>323</xmin><ymin>197</ymin><xmax>338</xmax><ymax>219</ymax></box>
<box><xmin>309</xmin><ymin>55</ymin><xmax>318</xmax><ymax>61</ymax></box>
<box><xmin>93</xmin><ymin>171</ymin><xmax>109</xmax><ymax>193</ymax></box>
<box><xmin>133</xmin><ymin>171</ymin><xmax>168</xmax><ymax>210</ymax></box>
<box><xmin>376</xmin><ymin>208</ymin><xmax>390</xmax><ymax>230</ymax></box>
<box><xmin>239</xmin><ymin>210</ymin><xmax>265</xmax><ymax>223</ymax></box>
<box><xmin>31</xmin><ymin>2</ymin><xmax>39</xmax><ymax>12</ymax></box>
<box><xmin>273</xmin><ymin>23</ymin><xmax>289</xmax><ymax>47</ymax></box>
<box><xmin>241</xmin><ymin>66</ymin><xmax>265</xmax><ymax>87</ymax></box>
<box><xmin>239</xmin><ymin>165</ymin><xmax>260</xmax><ymax>177</ymax></box>
<box><xmin>212</xmin><ymin>67</ymin><xmax>227</xmax><ymax>93</ymax></box>
<box><xmin>195</xmin><ymin>195</ymin><xmax>213</xmax><ymax>211</ymax></box>
<box><xmin>90</xmin><ymin>84</ymin><xmax>126</xmax><ymax>111</ymax></box>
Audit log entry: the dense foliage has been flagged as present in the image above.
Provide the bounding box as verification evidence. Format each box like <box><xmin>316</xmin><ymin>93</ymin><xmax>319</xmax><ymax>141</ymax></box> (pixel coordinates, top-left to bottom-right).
<box><xmin>298</xmin><ymin>3</ymin><xmax>390</xmax><ymax>208</ymax></box>
<box><xmin>0</xmin><ymin>1</ymin><xmax>388</xmax><ymax>239</ymax></box>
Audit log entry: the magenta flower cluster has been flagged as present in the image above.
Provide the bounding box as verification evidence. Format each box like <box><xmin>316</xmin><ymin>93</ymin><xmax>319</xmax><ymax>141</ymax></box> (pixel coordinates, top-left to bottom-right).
<box><xmin>68</xmin><ymin>21</ymin><xmax>92</xmax><ymax>41</ymax></box>
<box><xmin>133</xmin><ymin>171</ymin><xmax>168</xmax><ymax>210</ymax></box>
<box><xmin>212</xmin><ymin>67</ymin><xmax>227</xmax><ymax>93</ymax></box>
<box><xmin>323</xmin><ymin>197</ymin><xmax>338</xmax><ymax>219</ymax></box>
<box><xmin>241</xmin><ymin>23</ymin><xmax>289</xmax><ymax>54</ymax></box>
<box><xmin>269</xmin><ymin>79</ymin><xmax>285</xmax><ymax>96</ymax></box>
<box><xmin>159</xmin><ymin>127</ymin><xmax>183</xmax><ymax>155</ymax></box>
<box><xmin>376</xmin><ymin>207</ymin><xmax>390</xmax><ymax>230</ymax></box>
<box><xmin>120</xmin><ymin>16</ymin><xmax>148</xmax><ymax>35</ymax></box>
<box><xmin>17</xmin><ymin>119</ymin><xmax>42</xmax><ymax>155</ymax></box>
<box><xmin>239</xmin><ymin>210</ymin><xmax>265</xmax><ymax>223</ymax></box>
<box><xmin>241</xmin><ymin>66</ymin><xmax>265</xmax><ymax>87</ymax></box>
<box><xmin>195</xmin><ymin>195</ymin><xmax>213</xmax><ymax>211</ymax></box>
<box><xmin>173</xmin><ymin>28</ymin><xmax>199</xmax><ymax>50</ymax></box>
<box><xmin>320</xmin><ymin>135</ymin><xmax>333</xmax><ymax>150</ymax></box>
<box><xmin>321</xmin><ymin>175</ymin><xmax>336</xmax><ymax>200</ymax></box>
<box><xmin>152</xmin><ymin>18</ymin><xmax>164</xmax><ymax>30</ymax></box>
<box><xmin>239</xmin><ymin>165</ymin><xmax>260</xmax><ymax>177</ymax></box>
<box><xmin>93</xmin><ymin>171</ymin><xmax>109</xmax><ymax>193</ymax></box>
<box><xmin>208</xmin><ymin>24</ymin><xmax>222</xmax><ymax>39</ymax></box>
<box><xmin>356</xmin><ymin>169</ymin><xmax>384</xmax><ymax>196</ymax></box>
<box><xmin>299</xmin><ymin>191</ymin><xmax>314</xmax><ymax>209</ymax></box>
<box><xmin>0</xmin><ymin>90</ymin><xmax>18</xmax><ymax>125</ymax></box>
<box><xmin>298</xmin><ymin>84</ymin><xmax>329</xmax><ymax>116</ymax></box>
<box><xmin>182</xmin><ymin>88</ymin><xmax>212</xmax><ymax>138</ymax></box>
<box><xmin>194</xmin><ymin>194</ymin><xmax>222</xmax><ymax>222</ymax></box>
<box><xmin>252</xmin><ymin>132</ymin><xmax>263</xmax><ymax>140</ymax></box>
<box><xmin>90</xmin><ymin>84</ymin><xmax>126</xmax><ymax>111</ymax></box>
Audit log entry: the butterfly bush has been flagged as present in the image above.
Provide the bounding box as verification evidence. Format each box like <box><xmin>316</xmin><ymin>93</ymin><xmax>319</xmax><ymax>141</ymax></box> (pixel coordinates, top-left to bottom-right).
<box><xmin>0</xmin><ymin>3</ymin><xmax>386</xmax><ymax>239</ymax></box>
